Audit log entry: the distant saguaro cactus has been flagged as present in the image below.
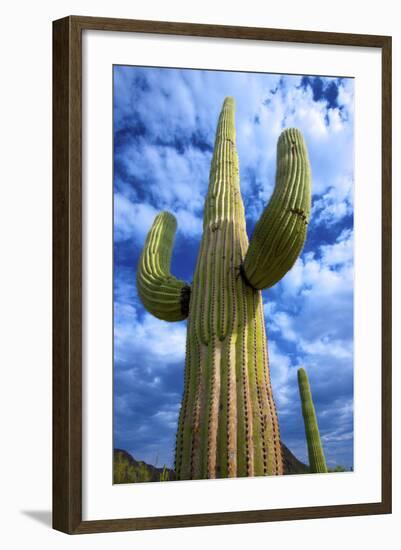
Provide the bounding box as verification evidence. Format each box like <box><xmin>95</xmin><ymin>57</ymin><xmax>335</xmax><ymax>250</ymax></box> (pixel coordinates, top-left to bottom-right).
<box><xmin>137</xmin><ymin>97</ymin><xmax>312</xmax><ymax>479</ymax></box>
<box><xmin>297</xmin><ymin>368</ymin><xmax>327</xmax><ymax>473</ymax></box>
<box><xmin>159</xmin><ymin>465</ymin><xmax>170</xmax><ymax>482</ymax></box>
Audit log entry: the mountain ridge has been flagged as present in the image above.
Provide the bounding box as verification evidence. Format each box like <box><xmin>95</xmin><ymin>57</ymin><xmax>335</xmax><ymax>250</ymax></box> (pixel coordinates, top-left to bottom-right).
<box><xmin>113</xmin><ymin>443</ymin><xmax>309</xmax><ymax>484</ymax></box>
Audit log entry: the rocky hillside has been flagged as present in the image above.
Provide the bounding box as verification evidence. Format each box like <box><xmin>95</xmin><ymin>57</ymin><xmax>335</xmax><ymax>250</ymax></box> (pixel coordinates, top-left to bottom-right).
<box><xmin>281</xmin><ymin>442</ymin><xmax>310</xmax><ymax>475</ymax></box>
<box><xmin>113</xmin><ymin>449</ymin><xmax>176</xmax><ymax>483</ymax></box>
<box><xmin>114</xmin><ymin>443</ymin><xmax>308</xmax><ymax>483</ymax></box>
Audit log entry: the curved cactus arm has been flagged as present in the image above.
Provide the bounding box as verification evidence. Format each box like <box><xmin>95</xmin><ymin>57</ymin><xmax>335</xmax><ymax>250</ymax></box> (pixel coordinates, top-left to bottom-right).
<box><xmin>297</xmin><ymin>367</ymin><xmax>328</xmax><ymax>473</ymax></box>
<box><xmin>136</xmin><ymin>211</ymin><xmax>191</xmax><ymax>322</ymax></box>
<box><xmin>241</xmin><ymin>128</ymin><xmax>311</xmax><ymax>290</ymax></box>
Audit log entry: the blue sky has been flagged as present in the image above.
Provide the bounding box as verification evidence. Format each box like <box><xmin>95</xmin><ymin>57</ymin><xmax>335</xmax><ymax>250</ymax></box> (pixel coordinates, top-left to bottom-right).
<box><xmin>113</xmin><ymin>65</ymin><xmax>354</xmax><ymax>472</ymax></box>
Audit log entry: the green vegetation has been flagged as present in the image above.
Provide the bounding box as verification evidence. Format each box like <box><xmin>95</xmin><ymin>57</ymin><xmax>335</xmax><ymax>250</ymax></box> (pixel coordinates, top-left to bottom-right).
<box><xmin>137</xmin><ymin>97</ymin><xmax>312</xmax><ymax>480</ymax></box>
<box><xmin>328</xmin><ymin>465</ymin><xmax>348</xmax><ymax>473</ymax></box>
<box><xmin>297</xmin><ymin>368</ymin><xmax>328</xmax><ymax>473</ymax></box>
<box><xmin>159</xmin><ymin>465</ymin><xmax>170</xmax><ymax>481</ymax></box>
<box><xmin>114</xmin><ymin>445</ymin><xmax>309</xmax><ymax>483</ymax></box>
<box><xmin>113</xmin><ymin>449</ymin><xmax>175</xmax><ymax>484</ymax></box>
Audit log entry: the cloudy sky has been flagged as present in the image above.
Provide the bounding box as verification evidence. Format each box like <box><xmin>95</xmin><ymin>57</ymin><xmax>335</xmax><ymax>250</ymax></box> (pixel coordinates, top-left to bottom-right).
<box><xmin>113</xmin><ymin>64</ymin><xmax>354</xmax><ymax>472</ymax></box>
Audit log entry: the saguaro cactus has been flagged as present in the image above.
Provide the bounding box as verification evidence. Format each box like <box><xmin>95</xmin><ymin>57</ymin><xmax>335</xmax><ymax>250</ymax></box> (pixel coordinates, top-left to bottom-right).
<box><xmin>297</xmin><ymin>368</ymin><xmax>328</xmax><ymax>473</ymax></box>
<box><xmin>137</xmin><ymin>97</ymin><xmax>311</xmax><ymax>479</ymax></box>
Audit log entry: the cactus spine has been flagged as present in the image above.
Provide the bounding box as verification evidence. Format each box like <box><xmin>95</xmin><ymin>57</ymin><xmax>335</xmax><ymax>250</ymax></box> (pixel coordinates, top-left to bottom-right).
<box><xmin>297</xmin><ymin>368</ymin><xmax>327</xmax><ymax>473</ymax></box>
<box><xmin>137</xmin><ymin>97</ymin><xmax>312</xmax><ymax>479</ymax></box>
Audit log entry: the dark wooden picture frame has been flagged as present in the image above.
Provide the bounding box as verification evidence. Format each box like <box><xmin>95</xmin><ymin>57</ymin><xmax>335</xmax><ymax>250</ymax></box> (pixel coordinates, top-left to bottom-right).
<box><xmin>53</xmin><ymin>15</ymin><xmax>392</xmax><ymax>534</ymax></box>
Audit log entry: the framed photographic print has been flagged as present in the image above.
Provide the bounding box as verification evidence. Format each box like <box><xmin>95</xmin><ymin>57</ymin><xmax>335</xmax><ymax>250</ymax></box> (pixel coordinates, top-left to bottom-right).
<box><xmin>53</xmin><ymin>16</ymin><xmax>392</xmax><ymax>534</ymax></box>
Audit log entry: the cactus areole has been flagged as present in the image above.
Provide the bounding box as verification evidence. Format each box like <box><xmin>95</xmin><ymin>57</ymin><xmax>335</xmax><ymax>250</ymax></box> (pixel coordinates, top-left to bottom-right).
<box><xmin>137</xmin><ymin>97</ymin><xmax>312</xmax><ymax>479</ymax></box>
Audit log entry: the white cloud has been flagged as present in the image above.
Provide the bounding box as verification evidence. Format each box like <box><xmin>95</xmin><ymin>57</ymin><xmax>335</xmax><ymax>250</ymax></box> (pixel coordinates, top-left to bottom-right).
<box><xmin>119</xmin><ymin>143</ymin><xmax>209</xmax><ymax>210</ymax></box>
<box><xmin>337</xmin><ymin>79</ymin><xmax>354</xmax><ymax>111</ymax></box>
<box><xmin>299</xmin><ymin>338</ymin><xmax>352</xmax><ymax>360</ymax></box>
<box><xmin>268</xmin><ymin>311</ymin><xmax>297</xmax><ymax>342</ymax></box>
<box><xmin>115</xmin><ymin>69</ymin><xmax>355</xmax><ymax>244</ymax></box>
<box><xmin>115</xmin><ymin>306</ymin><xmax>187</xmax><ymax>367</ymax></box>
<box><xmin>313</xmin><ymin>175</ymin><xmax>354</xmax><ymax>227</ymax></box>
<box><xmin>114</xmin><ymin>190</ymin><xmax>203</xmax><ymax>243</ymax></box>
<box><xmin>265</xmin><ymin>78</ymin><xmax>353</xmax><ymax>193</ymax></box>
<box><xmin>320</xmin><ymin>229</ymin><xmax>354</xmax><ymax>267</ymax></box>
<box><xmin>174</xmin><ymin>208</ymin><xmax>203</xmax><ymax>238</ymax></box>
<box><xmin>114</xmin><ymin>193</ymin><xmax>158</xmax><ymax>242</ymax></box>
<box><xmin>152</xmin><ymin>406</ymin><xmax>180</xmax><ymax>430</ymax></box>
<box><xmin>281</xmin><ymin>228</ymin><xmax>353</xmax><ymax>297</ymax></box>
<box><xmin>268</xmin><ymin>340</ymin><xmax>295</xmax><ymax>409</ymax></box>
<box><xmin>266</xmin><ymin>226</ymin><xmax>354</xmax><ymax>409</ymax></box>
<box><xmin>114</xmin><ymin>277</ymin><xmax>187</xmax><ymax>368</ymax></box>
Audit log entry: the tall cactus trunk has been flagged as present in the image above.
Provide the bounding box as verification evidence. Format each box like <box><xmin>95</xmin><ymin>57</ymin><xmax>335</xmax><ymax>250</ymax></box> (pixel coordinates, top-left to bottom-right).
<box><xmin>297</xmin><ymin>368</ymin><xmax>328</xmax><ymax>473</ymax></box>
<box><xmin>174</xmin><ymin>98</ymin><xmax>283</xmax><ymax>479</ymax></box>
